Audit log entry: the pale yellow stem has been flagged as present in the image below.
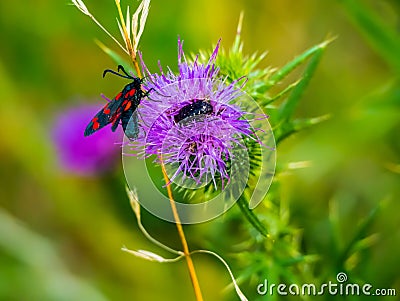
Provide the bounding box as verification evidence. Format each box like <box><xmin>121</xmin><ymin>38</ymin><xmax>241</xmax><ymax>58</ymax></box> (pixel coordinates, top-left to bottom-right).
<box><xmin>159</xmin><ymin>155</ymin><xmax>204</xmax><ymax>301</ymax></box>
<box><xmin>115</xmin><ymin>0</ymin><xmax>142</xmax><ymax>78</ymax></box>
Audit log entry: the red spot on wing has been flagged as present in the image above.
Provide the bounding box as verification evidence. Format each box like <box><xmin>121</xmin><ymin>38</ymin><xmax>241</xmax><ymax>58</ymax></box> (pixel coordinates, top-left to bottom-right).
<box><xmin>124</xmin><ymin>101</ymin><xmax>132</xmax><ymax>111</ymax></box>
<box><xmin>92</xmin><ymin>117</ymin><xmax>100</xmax><ymax>130</ymax></box>
<box><xmin>115</xmin><ymin>92</ymin><xmax>123</xmax><ymax>100</ymax></box>
<box><xmin>127</xmin><ymin>89</ymin><xmax>136</xmax><ymax>97</ymax></box>
<box><xmin>103</xmin><ymin>108</ymin><xmax>111</xmax><ymax>114</ymax></box>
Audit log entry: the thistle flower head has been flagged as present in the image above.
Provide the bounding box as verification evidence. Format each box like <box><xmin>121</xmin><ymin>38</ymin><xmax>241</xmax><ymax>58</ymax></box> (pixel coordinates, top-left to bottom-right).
<box><xmin>132</xmin><ymin>39</ymin><xmax>261</xmax><ymax>188</ymax></box>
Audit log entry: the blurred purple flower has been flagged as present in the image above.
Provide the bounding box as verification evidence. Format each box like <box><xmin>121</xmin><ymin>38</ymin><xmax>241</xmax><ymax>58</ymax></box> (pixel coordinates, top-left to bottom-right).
<box><xmin>133</xmin><ymin>39</ymin><xmax>257</xmax><ymax>187</ymax></box>
<box><xmin>52</xmin><ymin>104</ymin><xmax>123</xmax><ymax>176</ymax></box>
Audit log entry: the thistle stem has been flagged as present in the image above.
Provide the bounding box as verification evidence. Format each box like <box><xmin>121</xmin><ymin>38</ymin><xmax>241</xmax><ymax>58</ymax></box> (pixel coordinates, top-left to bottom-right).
<box><xmin>159</xmin><ymin>155</ymin><xmax>204</xmax><ymax>301</ymax></box>
<box><xmin>133</xmin><ymin>59</ymin><xmax>142</xmax><ymax>78</ymax></box>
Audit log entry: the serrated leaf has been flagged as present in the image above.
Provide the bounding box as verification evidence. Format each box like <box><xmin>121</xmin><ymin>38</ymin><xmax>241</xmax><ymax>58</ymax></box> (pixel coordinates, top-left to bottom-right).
<box><xmin>236</xmin><ymin>196</ymin><xmax>268</xmax><ymax>237</ymax></box>
<box><xmin>267</xmin><ymin>38</ymin><xmax>334</xmax><ymax>89</ymax></box>
<box><xmin>277</xmin><ymin>46</ymin><xmax>325</xmax><ymax>122</ymax></box>
<box><xmin>262</xmin><ymin>79</ymin><xmax>301</xmax><ymax>106</ymax></box>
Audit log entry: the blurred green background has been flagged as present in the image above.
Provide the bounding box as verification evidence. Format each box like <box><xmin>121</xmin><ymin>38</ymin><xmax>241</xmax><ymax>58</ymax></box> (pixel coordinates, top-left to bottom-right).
<box><xmin>0</xmin><ymin>0</ymin><xmax>399</xmax><ymax>300</ymax></box>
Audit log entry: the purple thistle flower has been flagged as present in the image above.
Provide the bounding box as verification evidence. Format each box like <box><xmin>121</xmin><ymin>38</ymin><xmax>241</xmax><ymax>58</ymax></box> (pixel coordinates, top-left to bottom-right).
<box><xmin>133</xmin><ymin>39</ymin><xmax>259</xmax><ymax>188</ymax></box>
<box><xmin>52</xmin><ymin>104</ymin><xmax>123</xmax><ymax>176</ymax></box>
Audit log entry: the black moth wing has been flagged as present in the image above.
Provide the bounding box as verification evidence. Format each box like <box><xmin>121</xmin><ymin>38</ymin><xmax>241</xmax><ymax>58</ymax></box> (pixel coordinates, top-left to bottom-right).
<box><xmin>84</xmin><ymin>96</ymin><xmax>125</xmax><ymax>137</ymax></box>
<box><xmin>121</xmin><ymin>109</ymin><xmax>139</xmax><ymax>140</ymax></box>
<box><xmin>84</xmin><ymin>65</ymin><xmax>145</xmax><ymax>138</ymax></box>
<box><xmin>118</xmin><ymin>80</ymin><xmax>145</xmax><ymax>140</ymax></box>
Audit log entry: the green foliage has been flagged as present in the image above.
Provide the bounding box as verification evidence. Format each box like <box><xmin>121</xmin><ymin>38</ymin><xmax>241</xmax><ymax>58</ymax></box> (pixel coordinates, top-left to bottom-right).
<box><xmin>1</xmin><ymin>0</ymin><xmax>399</xmax><ymax>300</ymax></box>
<box><xmin>193</xmin><ymin>29</ymin><xmax>334</xmax><ymax>237</ymax></box>
<box><xmin>96</xmin><ymin>40</ymin><xmax>133</xmax><ymax>75</ymax></box>
<box><xmin>192</xmin><ymin>3</ymin><xmax>399</xmax><ymax>299</ymax></box>
<box><xmin>0</xmin><ymin>210</ymin><xmax>109</xmax><ymax>301</ymax></box>
<box><xmin>339</xmin><ymin>0</ymin><xmax>400</xmax><ymax>73</ymax></box>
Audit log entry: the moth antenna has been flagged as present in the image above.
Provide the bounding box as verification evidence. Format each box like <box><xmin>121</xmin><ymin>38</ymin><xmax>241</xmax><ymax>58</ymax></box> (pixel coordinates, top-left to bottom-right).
<box><xmin>117</xmin><ymin>65</ymin><xmax>135</xmax><ymax>79</ymax></box>
<box><xmin>103</xmin><ymin>66</ymin><xmax>134</xmax><ymax>80</ymax></box>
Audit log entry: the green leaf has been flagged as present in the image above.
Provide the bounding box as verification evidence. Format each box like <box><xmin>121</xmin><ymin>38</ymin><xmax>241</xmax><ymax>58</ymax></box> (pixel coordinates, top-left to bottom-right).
<box><xmin>236</xmin><ymin>196</ymin><xmax>268</xmax><ymax>237</ymax></box>
<box><xmin>267</xmin><ymin>38</ymin><xmax>334</xmax><ymax>89</ymax></box>
<box><xmin>95</xmin><ymin>40</ymin><xmax>134</xmax><ymax>75</ymax></box>
<box><xmin>261</xmin><ymin>79</ymin><xmax>300</xmax><ymax>106</ymax></box>
<box><xmin>275</xmin><ymin>114</ymin><xmax>331</xmax><ymax>144</ymax></box>
<box><xmin>277</xmin><ymin>46</ymin><xmax>325</xmax><ymax>122</ymax></box>
<box><xmin>337</xmin><ymin>198</ymin><xmax>386</xmax><ymax>267</ymax></box>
